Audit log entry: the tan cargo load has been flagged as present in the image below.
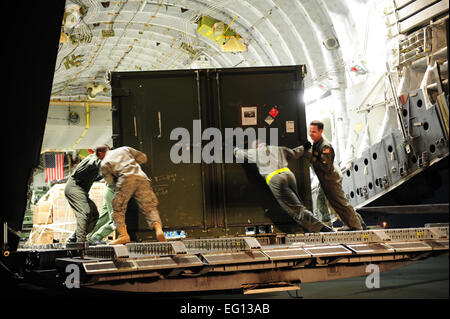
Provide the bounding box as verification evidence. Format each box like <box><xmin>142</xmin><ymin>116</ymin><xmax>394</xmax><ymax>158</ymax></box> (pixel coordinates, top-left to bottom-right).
<box><xmin>26</xmin><ymin>182</ymin><xmax>107</xmax><ymax>245</ymax></box>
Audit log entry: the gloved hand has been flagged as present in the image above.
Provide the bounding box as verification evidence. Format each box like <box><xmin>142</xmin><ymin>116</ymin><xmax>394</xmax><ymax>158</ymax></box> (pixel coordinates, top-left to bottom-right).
<box><xmin>302</xmin><ymin>141</ymin><xmax>312</xmax><ymax>151</ymax></box>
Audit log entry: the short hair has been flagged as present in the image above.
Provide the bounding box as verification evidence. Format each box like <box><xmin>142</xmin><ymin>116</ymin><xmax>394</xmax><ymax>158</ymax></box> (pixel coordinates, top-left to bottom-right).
<box><xmin>95</xmin><ymin>144</ymin><xmax>110</xmax><ymax>156</ymax></box>
<box><xmin>310</xmin><ymin>120</ymin><xmax>324</xmax><ymax>131</ymax></box>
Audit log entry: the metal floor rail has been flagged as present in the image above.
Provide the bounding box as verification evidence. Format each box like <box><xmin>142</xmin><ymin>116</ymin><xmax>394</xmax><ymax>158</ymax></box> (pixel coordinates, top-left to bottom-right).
<box><xmin>22</xmin><ymin>226</ymin><xmax>443</xmax><ymax>293</ymax></box>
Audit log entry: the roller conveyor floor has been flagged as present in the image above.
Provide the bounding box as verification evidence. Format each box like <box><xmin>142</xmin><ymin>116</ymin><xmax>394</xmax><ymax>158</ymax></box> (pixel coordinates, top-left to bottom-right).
<box><xmin>13</xmin><ymin>225</ymin><xmax>448</xmax><ymax>294</ymax></box>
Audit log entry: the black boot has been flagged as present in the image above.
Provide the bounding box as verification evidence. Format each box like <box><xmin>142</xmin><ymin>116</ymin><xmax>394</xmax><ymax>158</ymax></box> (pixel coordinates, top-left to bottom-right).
<box><xmin>67</xmin><ymin>232</ymin><xmax>77</xmax><ymax>243</ymax></box>
<box><xmin>320</xmin><ymin>225</ymin><xmax>335</xmax><ymax>233</ymax></box>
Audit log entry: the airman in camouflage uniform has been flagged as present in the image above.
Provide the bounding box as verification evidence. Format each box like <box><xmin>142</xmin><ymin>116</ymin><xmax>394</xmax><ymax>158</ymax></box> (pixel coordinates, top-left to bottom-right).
<box><xmin>295</xmin><ymin>121</ymin><xmax>366</xmax><ymax>230</ymax></box>
<box><xmin>100</xmin><ymin>146</ymin><xmax>165</xmax><ymax>244</ymax></box>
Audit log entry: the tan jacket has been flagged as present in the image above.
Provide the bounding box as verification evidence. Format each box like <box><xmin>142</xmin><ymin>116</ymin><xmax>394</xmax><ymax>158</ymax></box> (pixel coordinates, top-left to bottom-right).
<box><xmin>100</xmin><ymin>146</ymin><xmax>149</xmax><ymax>186</ymax></box>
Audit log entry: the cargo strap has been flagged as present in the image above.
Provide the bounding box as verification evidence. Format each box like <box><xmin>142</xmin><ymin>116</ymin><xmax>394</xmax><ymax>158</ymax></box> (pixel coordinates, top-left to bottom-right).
<box><xmin>266</xmin><ymin>167</ymin><xmax>290</xmax><ymax>185</ymax></box>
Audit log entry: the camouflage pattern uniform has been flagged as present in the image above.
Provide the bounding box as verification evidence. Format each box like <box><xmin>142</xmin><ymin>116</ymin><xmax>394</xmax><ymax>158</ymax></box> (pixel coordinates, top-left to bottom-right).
<box><xmin>100</xmin><ymin>147</ymin><xmax>162</xmax><ymax>231</ymax></box>
<box><xmin>301</xmin><ymin>138</ymin><xmax>366</xmax><ymax>230</ymax></box>
<box><xmin>234</xmin><ymin>144</ymin><xmax>327</xmax><ymax>233</ymax></box>
<box><xmin>64</xmin><ymin>154</ymin><xmax>101</xmax><ymax>242</ymax></box>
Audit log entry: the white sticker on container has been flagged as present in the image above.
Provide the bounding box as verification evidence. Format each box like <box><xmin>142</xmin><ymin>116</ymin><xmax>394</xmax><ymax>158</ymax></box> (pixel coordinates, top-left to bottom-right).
<box><xmin>286</xmin><ymin>121</ymin><xmax>295</xmax><ymax>133</ymax></box>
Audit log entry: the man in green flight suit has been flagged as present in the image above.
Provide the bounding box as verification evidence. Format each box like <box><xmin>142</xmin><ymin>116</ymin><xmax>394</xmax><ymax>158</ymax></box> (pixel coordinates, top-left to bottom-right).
<box><xmin>65</xmin><ymin>145</ymin><xmax>110</xmax><ymax>243</ymax></box>
<box><xmin>316</xmin><ymin>186</ymin><xmax>337</xmax><ymax>227</ymax></box>
<box><xmin>295</xmin><ymin>121</ymin><xmax>366</xmax><ymax>230</ymax></box>
<box><xmin>86</xmin><ymin>182</ymin><xmax>115</xmax><ymax>245</ymax></box>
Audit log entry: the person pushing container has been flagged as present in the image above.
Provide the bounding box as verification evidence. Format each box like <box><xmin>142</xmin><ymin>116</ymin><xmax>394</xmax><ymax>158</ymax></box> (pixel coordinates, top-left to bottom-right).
<box><xmin>234</xmin><ymin>140</ymin><xmax>334</xmax><ymax>233</ymax></box>
<box><xmin>100</xmin><ymin>146</ymin><xmax>166</xmax><ymax>244</ymax></box>
<box><xmin>295</xmin><ymin>120</ymin><xmax>367</xmax><ymax>231</ymax></box>
<box><xmin>65</xmin><ymin>145</ymin><xmax>110</xmax><ymax>243</ymax></box>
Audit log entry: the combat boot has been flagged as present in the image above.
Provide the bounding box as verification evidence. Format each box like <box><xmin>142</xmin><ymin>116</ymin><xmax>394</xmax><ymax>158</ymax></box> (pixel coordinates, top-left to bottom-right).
<box><xmin>357</xmin><ymin>215</ymin><xmax>368</xmax><ymax>230</ymax></box>
<box><xmin>320</xmin><ymin>225</ymin><xmax>335</xmax><ymax>232</ymax></box>
<box><xmin>109</xmin><ymin>225</ymin><xmax>130</xmax><ymax>245</ymax></box>
<box><xmin>154</xmin><ymin>222</ymin><xmax>166</xmax><ymax>242</ymax></box>
<box><xmin>67</xmin><ymin>232</ymin><xmax>77</xmax><ymax>243</ymax></box>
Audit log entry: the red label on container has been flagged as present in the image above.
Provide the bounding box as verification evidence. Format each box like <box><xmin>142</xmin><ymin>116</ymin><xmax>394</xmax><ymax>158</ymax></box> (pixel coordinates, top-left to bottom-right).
<box><xmin>269</xmin><ymin>107</ymin><xmax>279</xmax><ymax>118</ymax></box>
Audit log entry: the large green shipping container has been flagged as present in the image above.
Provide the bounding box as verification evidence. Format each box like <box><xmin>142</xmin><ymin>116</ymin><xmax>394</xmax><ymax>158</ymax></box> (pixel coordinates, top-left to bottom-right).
<box><xmin>111</xmin><ymin>66</ymin><xmax>311</xmax><ymax>241</ymax></box>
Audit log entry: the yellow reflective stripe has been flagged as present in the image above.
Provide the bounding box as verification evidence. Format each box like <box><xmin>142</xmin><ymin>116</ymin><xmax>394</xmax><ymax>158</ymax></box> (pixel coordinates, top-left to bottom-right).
<box><xmin>266</xmin><ymin>167</ymin><xmax>290</xmax><ymax>185</ymax></box>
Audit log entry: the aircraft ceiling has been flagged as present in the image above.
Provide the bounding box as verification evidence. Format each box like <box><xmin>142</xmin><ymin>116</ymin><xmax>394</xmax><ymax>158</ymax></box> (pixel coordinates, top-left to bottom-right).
<box><xmin>51</xmin><ymin>0</ymin><xmax>379</xmax><ymax>102</ymax></box>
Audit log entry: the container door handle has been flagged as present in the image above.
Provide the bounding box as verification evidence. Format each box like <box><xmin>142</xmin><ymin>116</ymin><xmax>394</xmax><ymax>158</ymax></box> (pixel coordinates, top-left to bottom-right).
<box><xmin>157</xmin><ymin>111</ymin><xmax>162</xmax><ymax>138</ymax></box>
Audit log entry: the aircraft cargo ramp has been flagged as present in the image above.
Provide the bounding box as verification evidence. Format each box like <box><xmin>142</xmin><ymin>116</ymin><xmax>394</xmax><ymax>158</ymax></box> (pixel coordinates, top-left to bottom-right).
<box><xmin>13</xmin><ymin>225</ymin><xmax>448</xmax><ymax>294</ymax></box>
